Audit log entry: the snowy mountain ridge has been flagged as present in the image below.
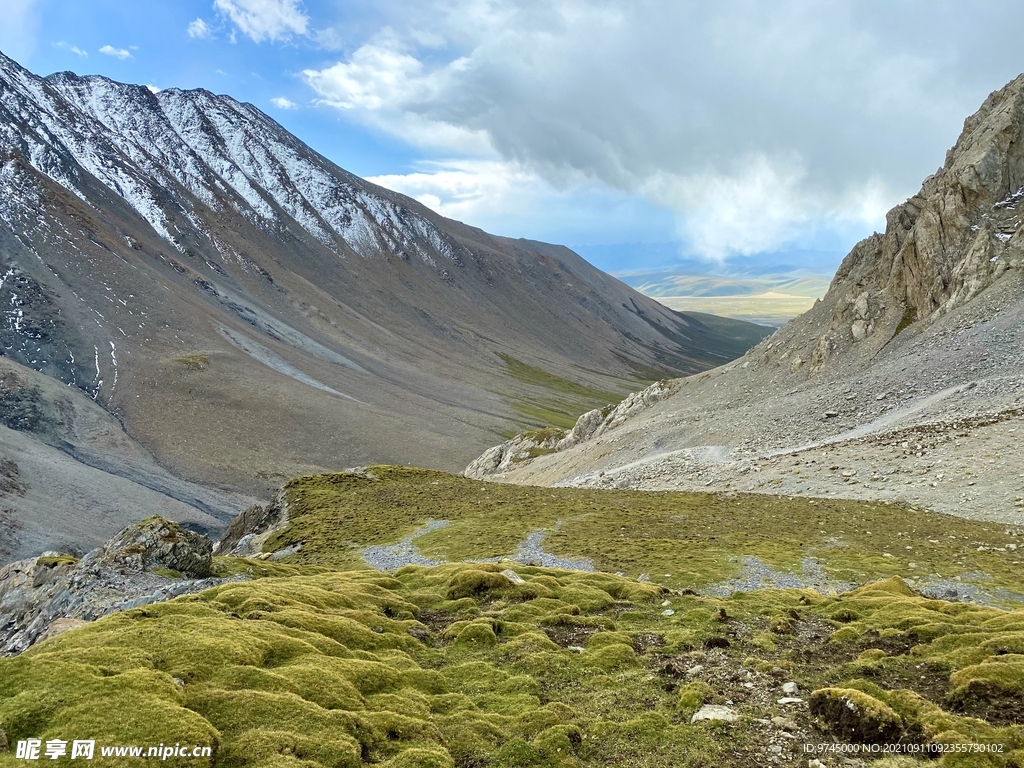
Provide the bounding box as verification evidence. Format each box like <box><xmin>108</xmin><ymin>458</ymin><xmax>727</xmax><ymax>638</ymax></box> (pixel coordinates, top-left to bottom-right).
<box><xmin>1</xmin><ymin>52</ymin><xmax>459</xmax><ymax>266</ymax></box>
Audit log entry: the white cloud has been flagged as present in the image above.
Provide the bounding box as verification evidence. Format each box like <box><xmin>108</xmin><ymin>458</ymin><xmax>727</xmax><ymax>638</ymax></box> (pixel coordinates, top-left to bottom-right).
<box><xmin>188</xmin><ymin>18</ymin><xmax>213</xmax><ymax>39</ymax></box>
<box><xmin>642</xmin><ymin>157</ymin><xmax>813</xmax><ymax>261</ymax></box>
<box><xmin>366</xmin><ymin>159</ymin><xmax>672</xmax><ymax>245</ymax></box>
<box><xmin>55</xmin><ymin>41</ymin><xmax>88</xmax><ymax>56</ymax></box>
<box><xmin>304</xmin><ymin>0</ymin><xmax>1024</xmax><ymax>258</ymax></box>
<box><xmin>368</xmin><ymin>160</ymin><xmax>540</xmax><ymax>223</ymax></box>
<box><xmin>146</xmin><ymin>85</ymin><xmax>161</xmax><ymax>94</ymax></box>
<box><xmin>99</xmin><ymin>45</ymin><xmax>132</xmax><ymax>60</ymax></box>
<box><xmin>270</xmin><ymin>96</ymin><xmax>297</xmax><ymax>109</ymax></box>
<box><xmin>304</xmin><ymin>39</ymin><xmax>426</xmax><ymax>112</ymax></box>
<box><xmin>214</xmin><ymin>0</ymin><xmax>309</xmax><ymax>43</ymax></box>
<box><xmin>0</xmin><ymin>0</ymin><xmax>40</xmax><ymax>62</ymax></box>
<box><xmin>302</xmin><ymin>36</ymin><xmax>490</xmax><ymax>154</ymax></box>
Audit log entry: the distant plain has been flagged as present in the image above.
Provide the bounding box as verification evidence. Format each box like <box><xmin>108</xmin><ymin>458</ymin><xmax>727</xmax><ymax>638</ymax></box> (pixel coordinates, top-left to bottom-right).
<box><xmin>590</xmin><ymin>244</ymin><xmax>841</xmax><ymax>326</ymax></box>
<box><xmin>623</xmin><ymin>271</ymin><xmax>832</xmax><ymax>326</ymax></box>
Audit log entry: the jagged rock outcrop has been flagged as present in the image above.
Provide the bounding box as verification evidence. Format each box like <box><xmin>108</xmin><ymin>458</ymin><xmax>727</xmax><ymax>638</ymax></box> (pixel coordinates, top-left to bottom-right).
<box><xmin>215</xmin><ymin>492</ymin><xmax>288</xmax><ymax>556</ymax></box>
<box><xmin>99</xmin><ymin>515</ymin><xmax>213</xmax><ymax>577</ymax></box>
<box><xmin>0</xmin><ymin>517</ymin><xmax>228</xmax><ymax>655</ymax></box>
<box><xmin>465</xmin><ymin>380</ymin><xmax>675</xmax><ymax>478</ymax></box>
<box><xmin>464</xmin><ymin>429</ymin><xmax>566</xmax><ymax>479</ymax></box>
<box><xmin>809</xmin><ymin>75</ymin><xmax>1024</xmax><ymax>369</ymax></box>
<box><xmin>586</xmin><ymin>380</ymin><xmax>676</xmax><ymax>435</ymax></box>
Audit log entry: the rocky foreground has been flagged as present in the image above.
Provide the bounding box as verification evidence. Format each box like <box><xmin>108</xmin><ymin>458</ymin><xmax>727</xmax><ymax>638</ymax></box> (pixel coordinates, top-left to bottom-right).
<box><xmin>0</xmin><ymin>518</ymin><xmax>230</xmax><ymax>655</ymax></box>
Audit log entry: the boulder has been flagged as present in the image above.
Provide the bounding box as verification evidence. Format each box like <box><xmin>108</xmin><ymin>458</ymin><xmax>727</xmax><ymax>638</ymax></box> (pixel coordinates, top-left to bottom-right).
<box><xmin>0</xmin><ymin>517</ymin><xmax>226</xmax><ymax>656</ymax></box>
<box><xmin>464</xmin><ymin>429</ymin><xmax>565</xmax><ymax>479</ymax></box>
<box><xmin>690</xmin><ymin>704</ymin><xmax>738</xmax><ymax>723</ymax></box>
<box><xmin>94</xmin><ymin>517</ymin><xmax>212</xmax><ymax>577</ymax></box>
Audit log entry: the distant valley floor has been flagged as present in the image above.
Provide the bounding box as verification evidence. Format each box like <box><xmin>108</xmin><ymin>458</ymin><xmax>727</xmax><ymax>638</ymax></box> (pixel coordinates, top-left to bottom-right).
<box><xmin>621</xmin><ymin>270</ymin><xmax>833</xmax><ymax>326</ymax></box>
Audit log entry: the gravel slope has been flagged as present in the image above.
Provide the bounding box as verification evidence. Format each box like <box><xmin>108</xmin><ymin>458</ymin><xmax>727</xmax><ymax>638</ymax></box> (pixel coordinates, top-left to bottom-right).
<box><xmin>482</xmin><ymin>272</ymin><xmax>1024</xmax><ymax>525</ymax></box>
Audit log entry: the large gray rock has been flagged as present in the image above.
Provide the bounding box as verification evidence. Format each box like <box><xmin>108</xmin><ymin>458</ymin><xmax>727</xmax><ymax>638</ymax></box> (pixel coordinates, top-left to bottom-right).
<box><xmin>589</xmin><ymin>380</ymin><xmax>674</xmax><ymax>437</ymax></box>
<box><xmin>556</xmin><ymin>407</ymin><xmax>606</xmax><ymax>450</ymax></box>
<box><xmin>465</xmin><ymin>380</ymin><xmax>676</xmax><ymax>478</ymax></box>
<box><xmin>96</xmin><ymin>516</ymin><xmax>212</xmax><ymax>577</ymax></box>
<box><xmin>0</xmin><ymin>517</ymin><xmax>228</xmax><ymax>655</ymax></box>
<box><xmin>214</xmin><ymin>493</ymin><xmax>287</xmax><ymax>557</ymax></box>
<box><xmin>464</xmin><ymin>429</ymin><xmax>566</xmax><ymax>479</ymax></box>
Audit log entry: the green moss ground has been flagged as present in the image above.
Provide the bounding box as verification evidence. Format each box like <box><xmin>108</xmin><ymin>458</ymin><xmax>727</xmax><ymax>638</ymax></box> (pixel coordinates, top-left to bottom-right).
<box><xmin>267</xmin><ymin>467</ymin><xmax>1023</xmax><ymax>599</ymax></box>
<box><xmin>894</xmin><ymin>306</ymin><xmax>918</xmax><ymax>338</ymax></box>
<box><xmin>3</xmin><ymin>468</ymin><xmax>1024</xmax><ymax>766</ymax></box>
<box><xmin>3</xmin><ymin>567</ymin><xmax>1024</xmax><ymax>767</ymax></box>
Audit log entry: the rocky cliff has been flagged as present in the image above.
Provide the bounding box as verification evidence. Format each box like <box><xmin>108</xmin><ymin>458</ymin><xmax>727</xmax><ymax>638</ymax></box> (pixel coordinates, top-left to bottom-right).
<box><xmin>808</xmin><ymin>74</ymin><xmax>1024</xmax><ymax>372</ymax></box>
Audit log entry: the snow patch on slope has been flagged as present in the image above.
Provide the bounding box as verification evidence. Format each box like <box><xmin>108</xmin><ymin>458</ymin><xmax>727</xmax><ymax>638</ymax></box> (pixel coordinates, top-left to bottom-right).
<box><xmin>1</xmin><ymin>53</ymin><xmax>469</xmax><ymax>277</ymax></box>
<box><xmin>217</xmin><ymin>326</ymin><xmax>364</xmax><ymax>403</ymax></box>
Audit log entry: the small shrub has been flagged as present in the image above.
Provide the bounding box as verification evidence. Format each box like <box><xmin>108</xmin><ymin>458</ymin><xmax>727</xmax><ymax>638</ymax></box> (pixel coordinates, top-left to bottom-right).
<box><xmin>677</xmin><ymin>681</ymin><xmax>714</xmax><ymax>717</ymax></box>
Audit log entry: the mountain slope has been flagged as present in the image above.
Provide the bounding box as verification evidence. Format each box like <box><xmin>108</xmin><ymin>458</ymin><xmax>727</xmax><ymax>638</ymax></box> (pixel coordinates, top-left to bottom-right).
<box><xmin>472</xmin><ymin>76</ymin><xmax>1024</xmax><ymax>525</ymax></box>
<box><xmin>0</xmin><ymin>51</ymin><xmax>769</xmax><ymax>561</ymax></box>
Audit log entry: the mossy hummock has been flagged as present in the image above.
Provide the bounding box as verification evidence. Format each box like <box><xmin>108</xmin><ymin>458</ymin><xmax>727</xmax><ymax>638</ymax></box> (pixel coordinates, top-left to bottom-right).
<box><xmin>267</xmin><ymin>466</ymin><xmax>1024</xmax><ymax>600</ymax></box>
<box><xmin>3</xmin><ymin>564</ymin><xmax>1024</xmax><ymax>766</ymax></box>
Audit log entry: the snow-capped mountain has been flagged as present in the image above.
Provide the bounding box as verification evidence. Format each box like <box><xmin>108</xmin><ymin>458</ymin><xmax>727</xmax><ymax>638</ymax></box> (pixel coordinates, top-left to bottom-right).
<box><xmin>4</xmin><ymin>56</ymin><xmax>467</xmax><ymax>264</ymax></box>
<box><xmin>0</xmin><ymin>51</ymin><xmax>770</xmax><ymax>561</ymax></box>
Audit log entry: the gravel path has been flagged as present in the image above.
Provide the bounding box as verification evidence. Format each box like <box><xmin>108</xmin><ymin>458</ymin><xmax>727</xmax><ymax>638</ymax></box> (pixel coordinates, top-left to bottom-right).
<box><xmin>509</xmin><ymin>529</ymin><xmax>594</xmax><ymax>571</ymax></box>
<box><xmin>914</xmin><ymin>574</ymin><xmax>1024</xmax><ymax>607</ymax></box>
<box><xmin>360</xmin><ymin>519</ymin><xmax>594</xmax><ymax>572</ymax></box>
<box><xmin>702</xmin><ymin>556</ymin><xmax>857</xmax><ymax>598</ymax></box>
<box><xmin>361</xmin><ymin>519</ymin><xmax>451</xmax><ymax>570</ymax></box>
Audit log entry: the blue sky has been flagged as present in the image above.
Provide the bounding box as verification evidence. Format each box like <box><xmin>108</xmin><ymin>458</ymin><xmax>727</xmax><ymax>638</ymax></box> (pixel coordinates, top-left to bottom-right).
<box><xmin>5</xmin><ymin>1</ymin><xmax>1024</xmax><ymax>273</ymax></box>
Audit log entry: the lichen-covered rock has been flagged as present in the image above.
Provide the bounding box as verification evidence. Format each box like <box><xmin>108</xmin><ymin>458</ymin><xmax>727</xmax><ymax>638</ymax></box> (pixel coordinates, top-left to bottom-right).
<box><xmin>96</xmin><ymin>516</ymin><xmax>212</xmax><ymax>577</ymax></box>
<box><xmin>809</xmin><ymin>687</ymin><xmax>904</xmax><ymax>744</ymax></box>
<box><xmin>0</xmin><ymin>517</ymin><xmax>228</xmax><ymax>655</ymax></box>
